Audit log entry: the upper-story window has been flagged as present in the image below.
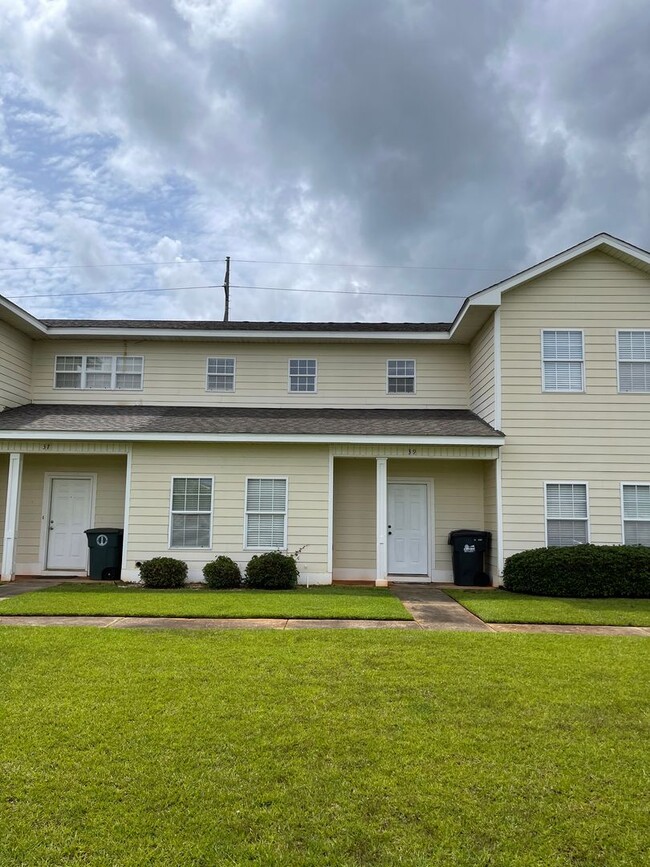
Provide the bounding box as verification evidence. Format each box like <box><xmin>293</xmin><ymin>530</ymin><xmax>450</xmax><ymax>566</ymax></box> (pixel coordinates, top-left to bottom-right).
<box><xmin>387</xmin><ymin>359</ymin><xmax>415</xmax><ymax>394</ymax></box>
<box><xmin>289</xmin><ymin>359</ymin><xmax>317</xmax><ymax>392</ymax></box>
<box><xmin>617</xmin><ymin>331</ymin><xmax>650</xmax><ymax>393</ymax></box>
<box><xmin>54</xmin><ymin>355</ymin><xmax>144</xmax><ymax>390</ymax></box>
<box><xmin>622</xmin><ymin>484</ymin><xmax>650</xmax><ymax>545</ymax></box>
<box><xmin>541</xmin><ymin>330</ymin><xmax>584</xmax><ymax>392</ymax></box>
<box><xmin>206</xmin><ymin>357</ymin><xmax>235</xmax><ymax>392</ymax></box>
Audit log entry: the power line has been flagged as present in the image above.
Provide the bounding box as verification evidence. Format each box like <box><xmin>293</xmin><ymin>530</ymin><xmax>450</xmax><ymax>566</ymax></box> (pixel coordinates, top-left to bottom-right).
<box><xmin>6</xmin><ymin>282</ymin><xmax>471</xmax><ymax>302</ymax></box>
<box><xmin>0</xmin><ymin>256</ymin><xmax>502</xmax><ymax>274</ymax></box>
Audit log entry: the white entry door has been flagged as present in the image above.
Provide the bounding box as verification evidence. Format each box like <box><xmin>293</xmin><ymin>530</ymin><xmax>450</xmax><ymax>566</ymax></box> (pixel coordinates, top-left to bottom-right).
<box><xmin>46</xmin><ymin>477</ymin><xmax>93</xmax><ymax>570</ymax></box>
<box><xmin>387</xmin><ymin>483</ymin><xmax>428</xmax><ymax>575</ymax></box>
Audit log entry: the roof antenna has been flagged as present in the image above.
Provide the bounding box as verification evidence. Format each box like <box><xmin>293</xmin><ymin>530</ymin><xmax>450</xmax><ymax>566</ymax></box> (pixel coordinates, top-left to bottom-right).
<box><xmin>222</xmin><ymin>255</ymin><xmax>230</xmax><ymax>322</ymax></box>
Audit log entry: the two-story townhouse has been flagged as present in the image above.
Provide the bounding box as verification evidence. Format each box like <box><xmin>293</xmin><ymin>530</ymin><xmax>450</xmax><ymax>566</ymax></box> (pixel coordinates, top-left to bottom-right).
<box><xmin>0</xmin><ymin>232</ymin><xmax>649</xmax><ymax>587</ymax></box>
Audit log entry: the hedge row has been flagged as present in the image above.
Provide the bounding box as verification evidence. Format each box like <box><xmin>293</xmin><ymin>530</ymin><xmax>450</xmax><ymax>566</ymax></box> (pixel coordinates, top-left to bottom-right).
<box><xmin>503</xmin><ymin>544</ymin><xmax>650</xmax><ymax>598</ymax></box>
<box><xmin>138</xmin><ymin>551</ymin><xmax>299</xmax><ymax>590</ymax></box>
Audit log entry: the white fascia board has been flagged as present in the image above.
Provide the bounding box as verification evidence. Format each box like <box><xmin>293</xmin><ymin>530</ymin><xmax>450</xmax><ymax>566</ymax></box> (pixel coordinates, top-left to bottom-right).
<box><xmin>449</xmin><ymin>233</ymin><xmax>650</xmax><ymax>337</ymax></box>
<box><xmin>0</xmin><ymin>430</ymin><xmax>505</xmax><ymax>446</ymax></box>
<box><xmin>44</xmin><ymin>327</ymin><xmax>451</xmax><ymax>342</ymax></box>
<box><xmin>0</xmin><ymin>296</ymin><xmax>48</xmax><ymax>336</ymax></box>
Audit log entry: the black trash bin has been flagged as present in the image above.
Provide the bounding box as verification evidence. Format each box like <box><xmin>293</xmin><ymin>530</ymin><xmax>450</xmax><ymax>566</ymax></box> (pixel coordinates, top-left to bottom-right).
<box><xmin>447</xmin><ymin>529</ymin><xmax>492</xmax><ymax>586</ymax></box>
<box><xmin>85</xmin><ymin>528</ymin><xmax>124</xmax><ymax>580</ymax></box>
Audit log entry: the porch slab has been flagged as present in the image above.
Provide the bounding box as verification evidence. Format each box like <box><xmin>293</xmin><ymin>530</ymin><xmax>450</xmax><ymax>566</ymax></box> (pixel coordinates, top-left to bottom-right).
<box><xmin>0</xmin><ymin>578</ymin><xmax>67</xmax><ymax>598</ymax></box>
<box><xmin>389</xmin><ymin>584</ymin><xmax>492</xmax><ymax>631</ymax></box>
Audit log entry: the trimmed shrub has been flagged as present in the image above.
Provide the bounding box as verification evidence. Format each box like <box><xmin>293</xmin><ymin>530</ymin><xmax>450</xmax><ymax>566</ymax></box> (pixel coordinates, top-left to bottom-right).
<box><xmin>139</xmin><ymin>557</ymin><xmax>188</xmax><ymax>589</ymax></box>
<box><xmin>244</xmin><ymin>551</ymin><xmax>299</xmax><ymax>590</ymax></box>
<box><xmin>503</xmin><ymin>544</ymin><xmax>650</xmax><ymax>598</ymax></box>
<box><xmin>203</xmin><ymin>556</ymin><xmax>242</xmax><ymax>589</ymax></box>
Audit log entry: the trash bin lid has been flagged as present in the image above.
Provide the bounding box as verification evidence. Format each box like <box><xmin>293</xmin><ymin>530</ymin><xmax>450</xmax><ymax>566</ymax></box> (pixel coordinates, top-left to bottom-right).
<box><xmin>85</xmin><ymin>527</ymin><xmax>124</xmax><ymax>535</ymax></box>
<box><xmin>447</xmin><ymin>529</ymin><xmax>491</xmax><ymax>543</ymax></box>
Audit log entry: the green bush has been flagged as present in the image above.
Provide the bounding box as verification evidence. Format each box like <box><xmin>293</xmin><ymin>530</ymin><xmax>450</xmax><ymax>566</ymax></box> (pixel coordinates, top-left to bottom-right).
<box><xmin>203</xmin><ymin>556</ymin><xmax>242</xmax><ymax>589</ymax></box>
<box><xmin>139</xmin><ymin>557</ymin><xmax>188</xmax><ymax>589</ymax></box>
<box><xmin>503</xmin><ymin>544</ymin><xmax>650</xmax><ymax>597</ymax></box>
<box><xmin>244</xmin><ymin>551</ymin><xmax>299</xmax><ymax>590</ymax></box>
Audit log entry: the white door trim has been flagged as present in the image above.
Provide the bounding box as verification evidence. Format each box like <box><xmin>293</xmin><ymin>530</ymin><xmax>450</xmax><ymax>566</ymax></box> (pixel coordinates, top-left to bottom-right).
<box><xmin>40</xmin><ymin>473</ymin><xmax>97</xmax><ymax>574</ymax></box>
<box><xmin>387</xmin><ymin>478</ymin><xmax>434</xmax><ymax>580</ymax></box>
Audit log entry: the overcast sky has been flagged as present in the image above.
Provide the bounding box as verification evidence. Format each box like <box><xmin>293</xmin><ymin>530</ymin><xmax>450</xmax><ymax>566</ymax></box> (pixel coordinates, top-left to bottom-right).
<box><xmin>0</xmin><ymin>0</ymin><xmax>649</xmax><ymax>323</ymax></box>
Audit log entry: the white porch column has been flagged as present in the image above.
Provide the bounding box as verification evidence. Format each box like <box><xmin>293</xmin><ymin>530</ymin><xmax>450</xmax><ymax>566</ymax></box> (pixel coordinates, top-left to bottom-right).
<box><xmin>1</xmin><ymin>453</ymin><xmax>23</xmax><ymax>581</ymax></box>
<box><xmin>375</xmin><ymin>457</ymin><xmax>388</xmax><ymax>587</ymax></box>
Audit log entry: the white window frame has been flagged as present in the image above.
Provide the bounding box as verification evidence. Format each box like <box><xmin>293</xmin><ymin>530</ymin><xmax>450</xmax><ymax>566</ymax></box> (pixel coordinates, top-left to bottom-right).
<box><xmin>386</xmin><ymin>359</ymin><xmax>416</xmax><ymax>395</ymax></box>
<box><xmin>288</xmin><ymin>359</ymin><xmax>317</xmax><ymax>394</ymax></box>
<box><xmin>168</xmin><ymin>475</ymin><xmax>214</xmax><ymax>550</ymax></box>
<box><xmin>54</xmin><ymin>355</ymin><xmax>144</xmax><ymax>391</ymax></box>
<box><xmin>244</xmin><ymin>476</ymin><xmax>289</xmax><ymax>550</ymax></box>
<box><xmin>544</xmin><ymin>481</ymin><xmax>590</xmax><ymax>547</ymax></box>
<box><xmin>620</xmin><ymin>482</ymin><xmax>650</xmax><ymax>545</ymax></box>
<box><xmin>616</xmin><ymin>330</ymin><xmax>650</xmax><ymax>393</ymax></box>
<box><xmin>540</xmin><ymin>329</ymin><xmax>585</xmax><ymax>393</ymax></box>
<box><xmin>206</xmin><ymin>357</ymin><xmax>236</xmax><ymax>392</ymax></box>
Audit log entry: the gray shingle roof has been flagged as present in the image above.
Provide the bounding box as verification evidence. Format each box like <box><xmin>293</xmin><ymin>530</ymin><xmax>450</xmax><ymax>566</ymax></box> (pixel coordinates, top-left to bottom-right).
<box><xmin>42</xmin><ymin>319</ymin><xmax>452</xmax><ymax>332</ymax></box>
<box><xmin>0</xmin><ymin>404</ymin><xmax>502</xmax><ymax>438</ymax></box>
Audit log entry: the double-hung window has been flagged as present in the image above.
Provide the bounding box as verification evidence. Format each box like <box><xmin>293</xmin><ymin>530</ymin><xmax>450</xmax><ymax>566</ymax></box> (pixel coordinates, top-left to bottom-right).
<box><xmin>545</xmin><ymin>483</ymin><xmax>589</xmax><ymax>546</ymax></box>
<box><xmin>206</xmin><ymin>357</ymin><xmax>235</xmax><ymax>392</ymax></box>
<box><xmin>289</xmin><ymin>359</ymin><xmax>316</xmax><ymax>393</ymax></box>
<box><xmin>245</xmin><ymin>478</ymin><xmax>287</xmax><ymax>548</ymax></box>
<box><xmin>170</xmin><ymin>477</ymin><xmax>213</xmax><ymax>548</ymax></box>
<box><xmin>617</xmin><ymin>331</ymin><xmax>650</xmax><ymax>393</ymax></box>
<box><xmin>622</xmin><ymin>484</ymin><xmax>650</xmax><ymax>545</ymax></box>
<box><xmin>542</xmin><ymin>331</ymin><xmax>584</xmax><ymax>392</ymax></box>
<box><xmin>54</xmin><ymin>355</ymin><xmax>144</xmax><ymax>390</ymax></box>
<box><xmin>387</xmin><ymin>360</ymin><xmax>415</xmax><ymax>394</ymax></box>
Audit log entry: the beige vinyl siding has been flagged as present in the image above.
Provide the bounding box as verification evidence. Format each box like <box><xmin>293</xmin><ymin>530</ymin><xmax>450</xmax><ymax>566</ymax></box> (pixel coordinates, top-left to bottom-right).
<box><xmin>469</xmin><ymin>315</ymin><xmax>495</xmax><ymax>424</ymax></box>
<box><xmin>500</xmin><ymin>249</ymin><xmax>650</xmax><ymax>560</ymax></box>
<box><xmin>14</xmin><ymin>454</ymin><xmax>126</xmax><ymax>573</ymax></box>
<box><xmin>332</xmin><ymin>457</ymin><xmax>487</xmax><ymax>579</ymax></box>
<box><xmin>126</xmin><ymin>443</ymin><xmax>329</xmax><ymax>582</ymax></box>
<box><xmin>333</xmin><ymin>458</ymin><xmax>376</xmax><ymax>577</ymax></box>
<box><xmin>31</xmin><ymin>340</ymin><xmax>469</xmax><ymax>408</ymax></box>
<box><xmin>0</xmin><ymin>320</ymin><xmax>32</xmax><ymax>409</ymax></box>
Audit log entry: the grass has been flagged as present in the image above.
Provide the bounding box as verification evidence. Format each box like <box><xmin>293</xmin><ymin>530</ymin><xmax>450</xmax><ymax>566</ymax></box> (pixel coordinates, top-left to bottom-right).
<box><xmin>0</xmin><ymin>628</ymin><xmax>647</xmax><ymax>866</ymax></box>
<box><xmin>445</xmin><ymin>588</ymin><xmax>650</xmax><ymax>626</ymax></box>
<box><xmin>0</xmin><ymin>583</ymin><xmax>412</xmax><ymax>620</ymax></box>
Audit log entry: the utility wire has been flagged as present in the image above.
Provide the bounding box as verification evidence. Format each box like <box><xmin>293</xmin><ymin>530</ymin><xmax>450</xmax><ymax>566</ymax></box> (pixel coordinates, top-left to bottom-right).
<box><xmin>6</xmin><ymin>283</ymin><xmax>472</xmax><ymax>302</ymax></box>
<box><xmin>0</xmin><ymin>257</ymin><xmax>501</xmax><ymax>274</ymax></box>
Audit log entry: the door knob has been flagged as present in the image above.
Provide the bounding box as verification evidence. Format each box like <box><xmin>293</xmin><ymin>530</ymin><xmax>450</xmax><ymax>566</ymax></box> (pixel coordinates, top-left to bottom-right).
<box><xmin>49</xmin><ymin>521</ymin><xmax>55</xmax><ymax>529</ymax></box>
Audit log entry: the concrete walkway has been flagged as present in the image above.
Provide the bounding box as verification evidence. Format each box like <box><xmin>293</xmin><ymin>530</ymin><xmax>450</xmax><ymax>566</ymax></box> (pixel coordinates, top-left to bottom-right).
<box><xmin>0</xmin><ymin>580</ymin><xmax>648</xmax><ymax>636</ymax></box>
<box><xmin>390</xmin><ymin>585</ymin><xmax>491</xmax><ymax>631</ymax></box>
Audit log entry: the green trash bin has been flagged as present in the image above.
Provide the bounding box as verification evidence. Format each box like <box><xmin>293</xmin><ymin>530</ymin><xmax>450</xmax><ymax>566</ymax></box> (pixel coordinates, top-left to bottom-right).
<box><xmin>85</xmin><ymin>528</ymin><xmax>124</xmax><ymax>581</ymax></box>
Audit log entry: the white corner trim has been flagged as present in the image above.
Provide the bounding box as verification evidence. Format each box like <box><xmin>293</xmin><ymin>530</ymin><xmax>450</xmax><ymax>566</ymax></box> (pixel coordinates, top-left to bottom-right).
<box><xmin>493</xmin><ymin>309</ymin><xmax>501</xmax><ymax>429</ymax></box>
<box><xmin>121</xmin><ymin>447</ymin><xmax>132</xmax><ymax>571</ymax></box>
<box><xmin>496</xmin><ymin>451</ymin><xmax>504</xmax><ymax>579</ymax></box>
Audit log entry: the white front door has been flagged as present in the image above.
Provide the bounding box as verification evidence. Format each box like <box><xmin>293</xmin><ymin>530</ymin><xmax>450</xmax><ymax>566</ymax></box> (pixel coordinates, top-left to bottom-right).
<box><xmin>387</xmin><ymin>483</ymin><xmax>428</xmax><ymax>576</ymax></box>
<box><xmin>46</xmin><ymin>477</ymin><xmax>93</xmax><ymax>570</ymax></box>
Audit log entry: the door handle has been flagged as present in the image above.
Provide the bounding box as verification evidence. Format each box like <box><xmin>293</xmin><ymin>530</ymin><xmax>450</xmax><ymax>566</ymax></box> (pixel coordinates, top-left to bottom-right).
<box><xmin>49</xmin><ymin>521</ymin><xmax>55</xmax><ymax>529</ymax></box>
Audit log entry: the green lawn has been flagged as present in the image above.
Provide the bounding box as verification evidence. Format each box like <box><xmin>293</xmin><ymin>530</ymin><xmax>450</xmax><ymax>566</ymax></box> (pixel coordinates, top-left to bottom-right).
<box><xmin>445</xmin><ymin>588</ymin><xmax>650</xmax><ymax>626</ymax></box>
<box><xmin>0</xmin><ymin>628</ymin><xmax>647</xmax><ymax>866</ymax></box>
<box><xmin>0</xmin><ymin>583</ymin><xmax>412</xmax><ymax>620</ymax></box>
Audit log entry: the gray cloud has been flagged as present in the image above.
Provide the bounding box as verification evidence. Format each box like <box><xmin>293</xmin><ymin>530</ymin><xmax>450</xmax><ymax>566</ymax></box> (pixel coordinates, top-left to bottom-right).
<box><xmin>0</xmin><ymin>0</ymin><xmax>648</xmax><ymax>322</ymax></box>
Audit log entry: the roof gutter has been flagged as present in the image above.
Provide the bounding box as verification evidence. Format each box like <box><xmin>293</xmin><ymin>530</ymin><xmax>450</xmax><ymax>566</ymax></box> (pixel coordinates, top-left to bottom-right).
<box><xmin>0</xmin><ymin>430</ymin><xmax>505</xmax><ymax>446</ymax></box>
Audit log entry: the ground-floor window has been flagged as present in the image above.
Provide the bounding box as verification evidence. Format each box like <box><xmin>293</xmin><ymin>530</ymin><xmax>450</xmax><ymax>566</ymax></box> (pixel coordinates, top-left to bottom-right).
<box><xmin>545</xmin><ymin>482</ymin><xmax>589</xmax><ymax>546</ymax></box>
<box><xmin>622</xmin><ymin>484</ymin><xmax>650</xmax><ymax>545</ymax></box>
<box><xmin>170</xmin><ymin>477</ymin><xmax>213</xmax><ymax>548</ymax></box>
<box><xmin>245</xmin><ymin>478</ymin><xmax>288</xmax><ymax>548</ymax></box>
